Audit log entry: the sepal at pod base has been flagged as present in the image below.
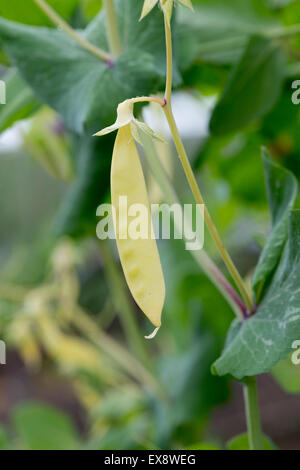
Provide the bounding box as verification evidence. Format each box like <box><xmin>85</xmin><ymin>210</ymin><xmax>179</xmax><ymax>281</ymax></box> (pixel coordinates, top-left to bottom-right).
<box><xmin>140</xmin><ymin>0</ymin><xmax>193</xmax><ymax>24</ymax></box>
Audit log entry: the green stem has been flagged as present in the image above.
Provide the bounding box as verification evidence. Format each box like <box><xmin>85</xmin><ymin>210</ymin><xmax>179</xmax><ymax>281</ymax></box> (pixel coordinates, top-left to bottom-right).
<box><xmin>163</xmin><ymin>105</ymin><xmax>253</xmax><ymax>313</ymax></box>
<box><xmin>141</xmin><ymin>133</ymin><xmax>245</xmax><ymax>320</ymax></box>
<box><xmin>103</xmin><ymin>0</ymin><xmax>122</xmax><ymax>58</ymax></box>
<box><xmin>162</xmin><ymin>15</ymin><xmax>253</xmax><ymax>313</ymax></box>
<box><xmin>99</xmin><ymin>240</ymin><xmax>150</xmax><ymax>367</ymax></box>
<box><xmin>243</xmin><ymin>377</ymin><xmax>263</xmax><ymax>450</ymax></box>
<box><xmin>164</xmin><ymin>16</ymin><xmax>173</xmax><ymax>104</ymax></box>
<box><xmin>34</xmin><ymin>0</ymin><xmax>112</xmax><ymax>63</ymax></box>
<box><xmin>132</xmin><ymin>96</ymin><xmax>165</xmax><ymax>106</ymax></box>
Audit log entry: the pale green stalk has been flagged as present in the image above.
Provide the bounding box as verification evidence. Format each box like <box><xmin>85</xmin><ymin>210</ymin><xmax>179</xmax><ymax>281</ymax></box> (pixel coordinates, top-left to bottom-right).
<box><xmin>33</xmin><ymin>0</ymin><xmax>112</xmax><ymax>63</ymax></box>
<box><xmin>243</xmin><ymin>377</ymin><xmax>264</xmax><ymax>450</ymax></box>
<box><xmin>103</xmin><ymin>0</ymin><xmax>122</xmax><ymax>57</ymax></box>
<box><xmin>141</xmin><ymin>133</ymin><xmax>244</xmax><ymax>320</ymax></box>
<box><xmin>162</xmin><ymin>13</ymin><xmax>254</xmax><ymax>313</ymax></box>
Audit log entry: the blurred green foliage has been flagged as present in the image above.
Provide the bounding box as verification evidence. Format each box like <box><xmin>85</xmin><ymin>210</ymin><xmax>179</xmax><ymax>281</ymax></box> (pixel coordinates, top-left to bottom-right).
<box><xmin>227</xmin><ymin>432</ymin><xmax>277</xmax><ymax>450</ymax></box>
<box><xmin>0</xmin><ymin>0</ymin><xmax>300</xmax><ymax>451</ymax></box>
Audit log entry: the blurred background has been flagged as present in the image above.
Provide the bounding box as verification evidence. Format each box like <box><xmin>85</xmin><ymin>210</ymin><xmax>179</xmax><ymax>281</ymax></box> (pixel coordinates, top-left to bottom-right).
<box><xmin>0</xmin><ymin>0</ymin><xmax>300</xmax><ymax>450</ymax></box>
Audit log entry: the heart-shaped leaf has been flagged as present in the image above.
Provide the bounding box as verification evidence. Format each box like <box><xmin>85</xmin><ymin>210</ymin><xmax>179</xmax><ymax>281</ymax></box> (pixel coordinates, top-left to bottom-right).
<box><xmin>0</xmin><ymin>0</ymin><xmax>168</xmax><ymax>134</ymax></box>
<box><xmin>212</xmin><ymin>209</ymin><xmax>300</xmax><ymax>380</ymax></box>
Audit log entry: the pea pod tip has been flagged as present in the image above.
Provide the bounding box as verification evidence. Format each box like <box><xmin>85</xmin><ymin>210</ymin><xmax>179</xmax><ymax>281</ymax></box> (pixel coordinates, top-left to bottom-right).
<box><xmin>145</xmin><ymin>326</ymin><xmax>160</xmax><ymax>340</ymax></box>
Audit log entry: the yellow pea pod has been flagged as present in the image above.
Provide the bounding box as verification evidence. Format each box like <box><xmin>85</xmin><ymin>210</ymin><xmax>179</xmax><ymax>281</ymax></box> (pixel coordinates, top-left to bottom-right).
<box><xmin>111</xmin><ymin>124</ymin><xmax>165</xmax><ymax>328</ymax></box>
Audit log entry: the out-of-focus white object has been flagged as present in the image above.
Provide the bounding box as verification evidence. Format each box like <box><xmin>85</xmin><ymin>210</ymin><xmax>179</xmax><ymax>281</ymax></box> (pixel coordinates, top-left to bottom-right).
<box><xmin>143</xmin><ymin>91</ymin><xmax>215</xmax><ymax>139</ymax></box>
<box><xmin>0</xmin><ymin>120</ymin><xmax>31</xmax><ymax>154</ymax></box>
<box><xmin>143</xmin><ymin>91</ymin><xmax>215</xmax><ymax>158</ymax></box>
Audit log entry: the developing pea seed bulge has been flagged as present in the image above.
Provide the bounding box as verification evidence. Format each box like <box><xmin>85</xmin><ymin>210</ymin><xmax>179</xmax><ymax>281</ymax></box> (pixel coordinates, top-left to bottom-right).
<box><xmin>111</xmin><ymin>124</ymin><xmax>165</xmax><ymax>328</ymax></box>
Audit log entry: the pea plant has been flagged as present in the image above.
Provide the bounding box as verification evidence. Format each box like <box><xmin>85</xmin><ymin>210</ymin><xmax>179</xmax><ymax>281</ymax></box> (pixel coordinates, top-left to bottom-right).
<box><xmin>1</xmin><ymin>0</ymin><xmax>300</xmax><ymax>450</ymax></box>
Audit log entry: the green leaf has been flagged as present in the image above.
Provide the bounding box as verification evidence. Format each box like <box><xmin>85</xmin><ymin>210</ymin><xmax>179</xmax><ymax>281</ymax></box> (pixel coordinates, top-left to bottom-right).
<box><xmin>252</xmin><ymin>149</ymin><xmax>298</xmax><ymax>303</ymax></box>
<box><xmin>0</xmin><ymin>0</ymin><xmax>80</xmax><ymax>26</ymax></box>
<box><xmin>0</xmin><ymin>0</ymin><xmax>168</xmax><ymax>134</ymax></box>
<box><xmin>272</xmin><ymin>355</ymin><xmax>300</xmax><ymax>394</ymax></box>
<box><xmin>227</xmin><ymin>433</ymin><xmax>277</xmax><ymax>450</ymax></box>
<box><xmin>177</xmin><ymin>0</ymin><xmax>280</xmax><ymax>68</ymax></box>
<box><xmin>210</xmin><ymin>36</ymin><xmax>285</xmax><ymax>135</ymax></box>
<box><xmin>13</xmin><ymin>402</ymin><xmax>79</xmax><ymax>450</ymax></box>
<box><xmin>86</xmin><ymin>0</ymin><xmax>176</xmax><ymax>80</ymax></box>
<box><xmin>54</xmin><ymin>134</ymin><xmax>112</xmax><ymax>237</ymax></box>
<box><xmin>212</xmin><ymin>210</ymin><xmax>300</xmax><ymax>380</ymax></box>
<box><xmin>0</xmin><ymin>69</ymin><xmax>40</xmax><ymax>133</ymax></box>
